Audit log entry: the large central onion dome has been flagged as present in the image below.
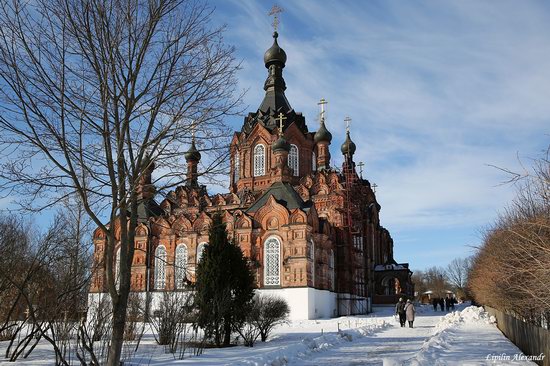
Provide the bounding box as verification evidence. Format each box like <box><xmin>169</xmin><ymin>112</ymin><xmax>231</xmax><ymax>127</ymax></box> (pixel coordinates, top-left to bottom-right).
<box><xmin>264</xmin><ymin>31</ymin><xmax>287</xmax><ymax>67</ymax></box>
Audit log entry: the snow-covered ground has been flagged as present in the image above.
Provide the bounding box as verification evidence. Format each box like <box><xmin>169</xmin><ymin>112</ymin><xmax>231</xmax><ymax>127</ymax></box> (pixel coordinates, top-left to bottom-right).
<box><xmin>0</xmin><ymin>304</ymin><xmax>539</xmax><ymax>365</ymax></box>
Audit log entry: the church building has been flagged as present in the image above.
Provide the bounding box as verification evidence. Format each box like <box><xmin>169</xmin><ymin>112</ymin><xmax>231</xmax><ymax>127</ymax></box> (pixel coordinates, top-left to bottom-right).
<box><xmin>90</xmin><ymin>29</ymin><xmax>413</xmax><ymax>320</ymax></box>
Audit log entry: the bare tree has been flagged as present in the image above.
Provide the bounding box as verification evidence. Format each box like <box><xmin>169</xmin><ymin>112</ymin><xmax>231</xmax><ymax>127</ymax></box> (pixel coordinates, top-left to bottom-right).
<box><xmin>0</xmin><ymin>0</ymin><xmax>241</xmax><ymax>364</ymax></box>
<box><xmin>469</xmin><ymin>145</ymin><xmax>550</xmax><ymax>327</ymax></box>
<box><xmin>445</xmin><ymin>257</ymin><xmax>472</xmax><ymax>299</ymax></box>
<box><xmin>150</xmin><ymin>291</ymin><xmax>195</xmax><ymax>356</ymax></box>
<box><xmin>250</xmin><ymin>295</ymin><xmax>289</xmax><ymax>343</ymax></box>
<box><xmin>420</xmin><ymin>266</ymin><xmax>449</xmax><ymax>298</ymax></box>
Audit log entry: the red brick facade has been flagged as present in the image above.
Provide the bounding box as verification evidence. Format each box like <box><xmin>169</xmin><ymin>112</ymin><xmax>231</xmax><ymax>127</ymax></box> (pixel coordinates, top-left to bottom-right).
<box><xmin>90</xmin><ymin>31</ymin><xmax>412</xmax><ymax>315</ymax></box>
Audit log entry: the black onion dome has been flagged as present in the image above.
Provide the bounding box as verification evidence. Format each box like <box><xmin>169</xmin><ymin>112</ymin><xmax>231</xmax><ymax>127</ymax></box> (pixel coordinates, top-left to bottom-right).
<box><xmin>341</xmin><ymin>131</ymin><xmax>356</xmax><ymax>156</ymax></box>
<box><xmin>314</xmin><ymin>120</ymin><xmax>333</xmax><ymax>143</ymax></box>
<box><xmin>184</xmin><ymin>140</ymin><xmax>201</xmax><ymax>161</ymax></box>
<box><xmin>264</xmin><ymin>32</ymin><xmax>287</xmax><ymax>67</ymax></box>
<box><xmin>272</xmin><ymin>135</ymin><xmax>291</xmax><ymax>152</ymax></box>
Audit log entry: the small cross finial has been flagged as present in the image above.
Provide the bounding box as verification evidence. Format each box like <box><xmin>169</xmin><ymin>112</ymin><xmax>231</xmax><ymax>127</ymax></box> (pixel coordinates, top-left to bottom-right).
<box><xmin>344</xmin><ymin>116</ymin><xmax>352</xmax><ymax>132</ymax></box>
<box><xmin>357</xmin><ymin>161</ymin><xmax>365</xmax><ymax>178</ymax></box>
<box><xmin>318</xmin><ymin>98</ymin><xmax>328</xmax><ymax>122</ymax></box>
<box><xmin>276</xmin><ymin>112</ymin><xmax>287</xmax><ymax>134</ymax></box>
<box><xmin>372</xmin><ymin>182</ymin><xmax>378</xmax><ymax>193</ymax></box>
<box><xmin>269</xmin><ymin>5</ymin><xmax>284</xmax><ymax>32</ymax></box>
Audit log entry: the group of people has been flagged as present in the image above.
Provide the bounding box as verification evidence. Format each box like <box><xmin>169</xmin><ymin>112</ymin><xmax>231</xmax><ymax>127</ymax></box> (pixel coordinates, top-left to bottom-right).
<box><xmin>431</xmin><ymin>296</ymin><xmax>456</xmax><ymax>312</ymax></box>
<box><xmin>394</xmin><ymin>298</ymin><xmax>416</xmax><ymax>328</ymax></box>
<box><xmin>394</xmin><ymin>296</ymin><xmax>458</xmax><ymax>328</ymax></box>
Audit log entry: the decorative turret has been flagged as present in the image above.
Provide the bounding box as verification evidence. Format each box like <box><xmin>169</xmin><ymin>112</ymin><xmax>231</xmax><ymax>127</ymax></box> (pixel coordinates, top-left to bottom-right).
<box><xmin>340</xmin><ymin>130</ymin><xmax>356</xmax><ymax>157</ymax></box>
<box><xmin>272</xmin><ymin>134</ymin><xmax>291</xmax><ymax>152</ymax></box>
<box><xmin>185</xmin><ymin>138</ymin><xmax>201</xmax><ymax>187</ymax></box>
<box><xmin>259</xmin><ymin>31</ymin><xmax>292</xmax><ymax>117</ymax></box>
<box><xmin>315</xmin><ymin>98</ymin><xmax>332</xmax><ymax>170</ymax></box>
<box><xmin>314</xmin><ymin>119</ymin><xmax>333</xmax><ymax>144</ymax></box>
<box><xmin>341</xmin><ymin>117</ymin><xmax>356</xmax><ymax>173</ymax></box>
<box><xmin>184</xmin><ymin>139</ymin><xmax>201</xmax><ymax>162</ymax></box>
<box><xmin>137</xmin><ymin>153</ymin><xmax>156</xmax><ymax>200</ymax></box>
<box><xmin>271</xmin><ymin>112</ymin><xmax>292</xmax><ymax>182</ymax></box>
<box><xmin>240</xmin><ymin>10</ymin><xmax>308</xmax><ymax>136</ymax></box>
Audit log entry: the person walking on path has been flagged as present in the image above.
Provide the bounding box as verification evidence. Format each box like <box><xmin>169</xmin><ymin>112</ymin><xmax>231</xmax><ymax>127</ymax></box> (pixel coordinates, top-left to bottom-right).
<box><xmin>404</xmin><ymin>299</ymin><xmax>416</xmax><ymax>328</ymax></box>
<box><xmin>395</xmin><ymin>297</ymin><xmax>406</xmax><ymax>327</ymax></box>
<box><xmin>439</xmin><ymin>297</ymin><xmax>445</xmax><ymax>311</ymax></box>
<box><xmin>432</xmin><ymin>297</ymin><xmax>438</xmax><ymax>311</ymax></box>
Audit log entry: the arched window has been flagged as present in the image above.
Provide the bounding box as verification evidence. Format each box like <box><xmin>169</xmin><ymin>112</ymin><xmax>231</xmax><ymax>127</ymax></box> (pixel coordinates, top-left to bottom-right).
<box><xmin>308</xmin><ymin>239</ymin><xmax>315</xmax><ymax>261</ymax></box>
<box><xmin>197</xmin><ymin>242</ymin><xmax>208</xmax><ymax>263</ymax></box>
<box><xmin>175</xmin><ymin>244</ymin><xmax>188</xmax><ymax>289</ymax></box>
<box><xmin>115</xmin><ymin>247</ymin><xmax>121</xmax><ymax>290</ymax></box>
<box><xmin>329</xmin><ymin>249</ymin><xmax>335</xmax><ymax>291</ymax></box>
<box><xmin>233</xmin><ymin>153</ymin><xmax>240</xmax><ymax>182</ymax></box>
<box><xmin>253</xmin><ymin>144</ymin><xmax>265</xmax><ymax>177</ymax></box>
<box><xmin>154</xmin><ymin>245</ymin><xmax>167</xmax><ymax>289</ymax></box>
<box><xmin>264</xmin><ymin>237</ymin><xmax>281</xmax><ymax>285</ymax></box>
<box><xmin>312</xmin><ymin>151</ymin><xmax>317</xmax><ymax>172</ymax></box>
<box><xmin>289</xmin><ymin>144</ymin><xmax>299</xmax><ymax>176</ymax></box>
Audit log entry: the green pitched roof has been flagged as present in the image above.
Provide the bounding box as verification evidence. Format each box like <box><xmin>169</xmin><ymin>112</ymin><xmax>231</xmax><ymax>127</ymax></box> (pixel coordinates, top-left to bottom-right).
<box><xmin>246</xmin><ymin>182</ymin><xmax>310</xmax><ymax>213</ymax></box>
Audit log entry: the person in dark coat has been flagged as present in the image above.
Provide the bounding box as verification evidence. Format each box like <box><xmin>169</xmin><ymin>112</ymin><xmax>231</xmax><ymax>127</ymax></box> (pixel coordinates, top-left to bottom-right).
<box><xmin>395</xmin><ymin>297</ymin><xmax>406</xmax><ymax>327</ymax></box>
<box><xmin>439</xmin><ymin>297</ymin><xmax>445</xmax><ymax>311</ymax></box>
<box><xmin>445</xmin><ymin>296</ymin><xmax>450</xmax><ymax>311</ymax></box>
<box><xmin>432</xmin><ymin>297</ymin><xmax>438</xmax><ymax>311</ymax></box>
<box><xmin>404</xmin><ymin>299</ymin><xmax>416</xmax><ymax>328</ymax></box>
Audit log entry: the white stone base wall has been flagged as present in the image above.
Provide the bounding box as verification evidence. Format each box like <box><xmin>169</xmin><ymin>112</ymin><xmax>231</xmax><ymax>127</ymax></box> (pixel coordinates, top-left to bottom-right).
<box><xmin>88</xmin><ymin>289</ymin><xmax>367</xmax><ymax>321</ymax></box>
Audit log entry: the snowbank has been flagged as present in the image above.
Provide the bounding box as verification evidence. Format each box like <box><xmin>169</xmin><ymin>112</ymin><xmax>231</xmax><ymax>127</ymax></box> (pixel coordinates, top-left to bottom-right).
<box><xmin>434</xmin><ymin>305</ymin><xmax>496</xmax><ymax>333</ymax></box>
<box><xmin>231</xmin><ymin>320</ymin><xmax>390</xmax><ymax>366</ymax></box>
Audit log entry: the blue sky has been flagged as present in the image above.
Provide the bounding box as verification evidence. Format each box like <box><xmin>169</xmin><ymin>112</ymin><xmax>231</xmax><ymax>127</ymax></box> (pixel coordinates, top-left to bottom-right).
<box><xmin>211</xmin><ymin>0</ymin><xmax>550</xmax><ymax>271</ymax></box>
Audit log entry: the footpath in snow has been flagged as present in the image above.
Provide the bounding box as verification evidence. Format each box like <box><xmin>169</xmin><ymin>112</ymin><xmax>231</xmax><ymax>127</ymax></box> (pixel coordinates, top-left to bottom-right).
<box><xmin>227</xmin><ymin>305</ymin><xmax>538</xmax><ymax>366</ymax></box>
<box><xmin>278</xmin><ymin>305</ymin><xmax>539</xmax><ymax>366</ymax></box>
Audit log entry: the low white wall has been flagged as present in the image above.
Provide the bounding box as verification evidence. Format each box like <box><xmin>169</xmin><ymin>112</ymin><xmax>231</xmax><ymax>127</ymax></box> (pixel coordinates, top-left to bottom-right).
<box><xmin>88</xmin><ymin>289</ymin><xmax>364</xmax><ymax>321</ymax></box>
<box><xmin>258</xmin><ymin>287</ymin><xmax>338</xmax><ymax>320</ymax></box>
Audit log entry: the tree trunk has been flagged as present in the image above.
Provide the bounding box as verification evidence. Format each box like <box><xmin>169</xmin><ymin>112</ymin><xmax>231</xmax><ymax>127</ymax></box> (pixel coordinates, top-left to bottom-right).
<box><xmin>223</xmin><ymin>318</ymin><xmax>231</xmax><ymax>346</ymax></box>
<box><xmin>107</xmin><ymin>293</ymin><xmax>129</xmax><ymax>366</ymax></box>
<box><xmin>214</xmin><ymin>326</ymin><xmax>221</xmax><ymax>347</ymax></box>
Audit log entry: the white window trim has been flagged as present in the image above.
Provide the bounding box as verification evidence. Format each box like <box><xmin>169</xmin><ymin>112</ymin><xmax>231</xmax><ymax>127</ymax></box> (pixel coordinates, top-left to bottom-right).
<box><xmin>264</xmin><ymin>236</ymin><xmax>281</xmax><ymax>286</ymax></box>
<box><xmin>253</xmin><ymin>144</ymin><xmax>265</xmax><ymax>177</ymax></box>
<box><xmin>175</xmin><ymin>244</ymin><xmax>188</xmax><ymax>289</ymax></box>
<box><xmin>289</xmin><ymin>144</ymin><xmax>299</xmax><ymax>176</ymax></box>
<box><xmin>154</xmin><ymin>245</ymin><xmax>167</xmax><ymax>290</ymax></box>
<box><xmin>234</xmin><ymin>153</ymin><xmax>240</xmax><ymax>182</ymax></box>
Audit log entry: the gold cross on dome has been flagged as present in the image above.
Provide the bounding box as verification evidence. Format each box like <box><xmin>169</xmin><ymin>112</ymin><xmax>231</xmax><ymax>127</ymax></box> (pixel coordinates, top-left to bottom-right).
<box><xmin>276</xmin><ymin>112</ymin><xmax>287</xmax><ymax>133</ymax></box>
<box><xmin>318</xmin><ymin>98</ymin><xmax>327</xmax><ymax>121</ymax></box>
<box><xmin>344</xmin><ymin>116</ymin><xmax>352</xmax><ymax>132</ymax></box>
<box><xmin>269</xmin><ymin>5</ymin><xmax>284</xmax><ymax>32</ymax></box>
